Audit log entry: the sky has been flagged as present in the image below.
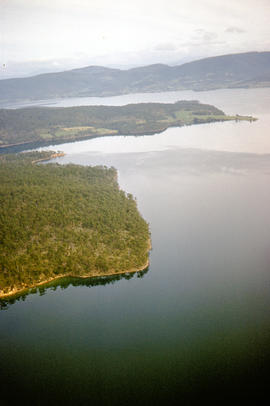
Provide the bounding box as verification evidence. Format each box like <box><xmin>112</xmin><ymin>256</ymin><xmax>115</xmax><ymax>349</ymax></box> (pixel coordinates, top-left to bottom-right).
<box><xmin>0</xmin><ymin>0</ymin><xmax>270</xmax><ymax>78</ymax></box>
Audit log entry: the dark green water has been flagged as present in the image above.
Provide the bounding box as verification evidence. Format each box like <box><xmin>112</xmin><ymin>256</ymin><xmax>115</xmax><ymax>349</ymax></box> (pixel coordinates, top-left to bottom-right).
<box><xmin>1</xmin><ymin>88</ymin><xmax>270</xmax><ymax>404</ymax></box>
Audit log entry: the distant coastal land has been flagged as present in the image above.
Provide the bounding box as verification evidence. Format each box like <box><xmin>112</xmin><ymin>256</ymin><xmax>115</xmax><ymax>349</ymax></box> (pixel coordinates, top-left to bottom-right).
<box><xmin>0</xmin><ymin>101</ymin><xmax>256</xmax><ymax>150</ymax></box>
<box><xmin>0</xmin><ymin>52</ymin><xmax>269</xmax><ymax>102</ymax></box>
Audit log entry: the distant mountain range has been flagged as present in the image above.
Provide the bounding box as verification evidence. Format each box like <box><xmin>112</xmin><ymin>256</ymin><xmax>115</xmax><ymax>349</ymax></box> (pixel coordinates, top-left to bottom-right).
<box><xmin>1</xmin><ymin>52</ymin><xmax>270</xmax><ymax>102</ymax></box>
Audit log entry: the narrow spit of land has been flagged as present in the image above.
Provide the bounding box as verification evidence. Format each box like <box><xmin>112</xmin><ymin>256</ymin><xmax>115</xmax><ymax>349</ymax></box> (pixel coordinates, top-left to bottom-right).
<box><xmin>0</xmin><ymin>151</ymin><xmax>151</xmax><ymax>299</ymax></box>
<box><xmin>0</xmin><ymin>100</ymin><xmax>256</xmax><ymax>149</ymax></box>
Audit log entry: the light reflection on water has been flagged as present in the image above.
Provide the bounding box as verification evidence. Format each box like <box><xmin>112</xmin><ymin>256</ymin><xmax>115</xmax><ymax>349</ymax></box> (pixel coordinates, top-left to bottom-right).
<box><xmin>37</xmin><ymin>87</ymin><xmax>270</xmax><ymax>155</ymax></box>
<box><xmin>40</xmin><ymin>116</ymin><xmax>269</xmax><ymax>155</ymax></box>
<box><xmin>1</xmin><ymin>88</ymin><xmax>270</xmax><ymax>403</ymax></box>
<box><xmin>3</xmin><ymin>87</ymin><xmax>270</xmax><ymax>115</ymax></box>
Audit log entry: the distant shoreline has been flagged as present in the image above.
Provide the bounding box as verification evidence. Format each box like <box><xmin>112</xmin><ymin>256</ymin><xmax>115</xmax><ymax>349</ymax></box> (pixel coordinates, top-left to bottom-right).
<box><xmin>0</xmin><ymin>114</ymin><xmax>256</xmax><ymax>154</ymax></box>
<box><xmin>0</xmin><ymin>52</ymin><xmax>270</xmax><ymax>102</ymax></box>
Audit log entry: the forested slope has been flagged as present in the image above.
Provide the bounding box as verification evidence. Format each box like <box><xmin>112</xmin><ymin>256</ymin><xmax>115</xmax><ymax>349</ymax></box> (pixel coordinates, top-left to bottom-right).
<box><xmin>0</xmin><ymin>152</ymin><xmax>150</xmax><ymax>297</ymax></box>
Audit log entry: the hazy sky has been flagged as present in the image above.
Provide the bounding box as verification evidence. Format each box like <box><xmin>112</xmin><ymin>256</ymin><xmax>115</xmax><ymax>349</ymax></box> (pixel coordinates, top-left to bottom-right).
<box><xmin>0</xmin><ymin>0</ymin><xmax>270</xmax><ymax>77</ymax></box>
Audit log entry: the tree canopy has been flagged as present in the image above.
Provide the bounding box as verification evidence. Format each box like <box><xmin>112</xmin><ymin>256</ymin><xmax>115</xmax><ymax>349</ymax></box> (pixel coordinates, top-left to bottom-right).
<box><xmin>0</xmin><ymin>152</ymin><xmax>150</xmax><ymax>297</ymax></box>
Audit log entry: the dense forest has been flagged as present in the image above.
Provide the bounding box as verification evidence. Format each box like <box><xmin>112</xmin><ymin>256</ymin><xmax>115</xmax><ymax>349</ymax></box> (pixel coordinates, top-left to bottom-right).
<box><xmin>0</xmin><ymin>152</ymin><xmax>150</xmax><ymax>298</ymax></box>
<box><xmin>0</xmin><ymin>101</ymin><xmax>255</xmax><ymax>148</ymax></box>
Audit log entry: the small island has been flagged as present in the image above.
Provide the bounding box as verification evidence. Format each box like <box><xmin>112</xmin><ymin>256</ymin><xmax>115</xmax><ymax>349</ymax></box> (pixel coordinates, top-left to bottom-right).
<box><xmin>0</xmin><ymin>101</ymin><xmax>256</xmax><ymax>149</ymax></box>
<box><xmin>0</xmin><ymin>152</ymin><xmax>151</xmax><ymax>298</ymax></box>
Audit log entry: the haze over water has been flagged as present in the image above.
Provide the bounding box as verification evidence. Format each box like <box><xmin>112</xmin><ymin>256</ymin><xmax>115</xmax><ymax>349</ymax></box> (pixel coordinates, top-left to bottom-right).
<box><xmin>1</xmin><ymin>87</ymin><xmax>270</xmax><ymax>403</ymax></box>
<box><xmin>4</xmin><ymin>87</ymin><xmax>270</xmax><ymax>154</ymax></box>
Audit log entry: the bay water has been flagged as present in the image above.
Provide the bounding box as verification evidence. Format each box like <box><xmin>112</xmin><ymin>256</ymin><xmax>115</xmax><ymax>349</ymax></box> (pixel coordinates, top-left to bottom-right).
<box><xmin>1</xmin><ymin>88</ymin><xmax>270</xmax><ymax>404</ymax></box>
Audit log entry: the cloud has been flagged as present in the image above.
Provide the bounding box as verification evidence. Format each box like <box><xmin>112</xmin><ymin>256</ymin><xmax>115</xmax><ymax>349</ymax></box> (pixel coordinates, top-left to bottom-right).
<box><xmin>1</xmin><ymin>0</ymin><xmax>269</xmax><ymax>76</ymax></box>
<box><xmin>192</xmin><ymin>29</ymin><xmax>218</xmax><ymax>42</ymax></box>
<box><xmin>154</xmin><ymin>42</ymin><xmax>178</xmax><ymax>52</ymax></box>
<box><xmin>225</xmin><ymin>26</ymin><xmax>246</xmax><ymax>34</ymax></box>
<box><xmin>202</xmin><ymin>32</ymin><xmax>218</xmax><ymax>41</ymax></box>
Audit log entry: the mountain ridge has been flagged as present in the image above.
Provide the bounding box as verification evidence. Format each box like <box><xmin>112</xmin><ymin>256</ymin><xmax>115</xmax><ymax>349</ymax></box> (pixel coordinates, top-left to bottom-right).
<box><xmin>0</xmin><ymin>51</ymin><xmax>270</xmax><ymax>102</ymax></box>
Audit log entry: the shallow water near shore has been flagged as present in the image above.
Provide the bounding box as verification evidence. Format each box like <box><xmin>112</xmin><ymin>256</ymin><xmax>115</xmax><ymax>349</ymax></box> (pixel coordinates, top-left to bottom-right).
<box><xmin>1</xmin><ymin>88</ymin><xmax>270</xmax><ymax>403</ymax></box>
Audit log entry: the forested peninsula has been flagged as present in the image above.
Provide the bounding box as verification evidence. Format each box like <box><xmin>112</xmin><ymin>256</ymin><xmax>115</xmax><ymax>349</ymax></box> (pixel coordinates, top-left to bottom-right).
<box><xmin>0</xmin><ymin>101</ymin><xmax>255</xmax><ymax>149</ymax></box>
<box><xmin>0</xmin><ymin>152</ymin><xmax>151</xmax><ymax>298</ymax></box>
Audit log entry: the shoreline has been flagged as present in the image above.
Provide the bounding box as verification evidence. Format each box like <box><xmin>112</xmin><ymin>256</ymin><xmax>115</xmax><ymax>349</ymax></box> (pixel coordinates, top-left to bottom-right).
<box><xmin>0</xmin><ymin>115</ymin><xmax>257</xmax><ymax>153</ymax></box>
<box><xmin>0</xmin><ymin>154</ymin><xmax>152</xmax><ymax>302</ymax></box>
<box><xmin>31</xmin><ymin>152</ymin><xmax>66</xmax><ymax>164</ymax></box>
<box><xmin>0</xmin><ymin>259</ymin><xmax>150</xmax><ymax>300</ymax></box>
<box><xmin>0</xmin><ymin>240</ymin><xmax>152</xmax><ymax>300</ymax></box>
<box><xmin>0</xmin><ymin>83</ymin><xmax>269</xmax><ymax>105</ymax></box>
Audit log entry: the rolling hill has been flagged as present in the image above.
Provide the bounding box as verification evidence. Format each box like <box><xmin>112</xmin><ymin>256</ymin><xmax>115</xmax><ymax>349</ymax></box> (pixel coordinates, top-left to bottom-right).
<box><xmin>0</xmin><ymin>52</ymin><xmax>270</xmax><ymax>102</ymax></box>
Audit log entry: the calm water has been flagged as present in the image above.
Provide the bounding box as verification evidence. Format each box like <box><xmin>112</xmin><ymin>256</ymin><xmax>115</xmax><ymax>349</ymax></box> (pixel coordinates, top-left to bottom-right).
<box><xmin>1</xmin><ymin>88</ymin><xmax>270</xmax><ymax>404</ymax></box>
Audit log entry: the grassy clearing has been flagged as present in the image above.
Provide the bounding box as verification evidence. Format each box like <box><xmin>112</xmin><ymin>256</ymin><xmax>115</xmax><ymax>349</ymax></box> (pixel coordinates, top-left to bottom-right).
<box><xmin>0</xmin><ymin>101</ymin><xmax>256</xmax><ymax>147</ymax></box>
